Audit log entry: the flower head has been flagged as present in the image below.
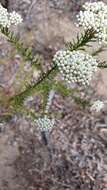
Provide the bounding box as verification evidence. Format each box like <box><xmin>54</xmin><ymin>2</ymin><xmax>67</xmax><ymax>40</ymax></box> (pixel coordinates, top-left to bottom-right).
<box><xmin>0</xmin><ymin>4</ymin><xmax>10</xmax><ymax>28</ymax></box>
<box><xmin>91</xmin><ymin>100</ymin><xmax>104</xmax><ymax>112</ymax></box>
<box><xmin>36</xmin><ymin>116</ymin><xmax>55</xmax><ymax>132</ymax></box>
<box><xmin>0</xmin><ymin>3</ymin><xmax>22</xmax><ymax>28</ymax></box>
<box><xmin>53</xmin><ymin>49</ymin><xmax>98</xmax><ymax>87</ymax></box>
<box><xmin>9</xmin><ymin>11</ymin><xmax>23</xmax><ymax>26</ymax></box>
<box><xmin>76</xmin><ymin>1</ymin><xmax>107</xmax><ymax>43</ymax></box>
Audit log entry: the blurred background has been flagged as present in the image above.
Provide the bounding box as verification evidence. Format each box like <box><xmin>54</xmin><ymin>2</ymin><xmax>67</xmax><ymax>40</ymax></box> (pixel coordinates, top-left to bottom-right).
<box><xmin>0</xmin><ymin>1</ymin><xmax>107</xmax><ymax>190</ymax></box>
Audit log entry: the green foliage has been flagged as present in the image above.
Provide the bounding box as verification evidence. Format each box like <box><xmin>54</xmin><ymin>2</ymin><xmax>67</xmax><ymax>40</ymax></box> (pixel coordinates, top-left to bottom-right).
<box><xmin>0</xmin><ymin>27</ymin><xmax>100</xmax><ymax>122</ymax></box>
<box><xmin>10</xmin><ymin>29</ymin><xmax>97</xmax><ymax>111</ymax></box>
<box><xmin>53</xmin><ymin>81</ymin><xmax>75</xmax><ymax>97</ymax></box>
<box><xmin>98</xmin><ymin>61</ymin><xmax>107</xmax><ymax>68</ymax></box>
<box><xmin>10</xmin><ymin>65</ymin><xmax>58</xmax><ymax>107</ymax></box>
<box><xmin>66</xmin><ymin>29</ymin><xmax>96</xmax><ymax>51</ymax></box>
<box><xmin>72</xmin><ymin>96</ymin><xmax>90</xmax><ymax>108</ymax></box>
<box><xmin>53</xmin><ymin>81</ymin><xmax>90</xmax><ymax>108</ymax></box>
<box><xmin>0</xmin><ymin>113</ymin><xmax>12</xmax><ymax>122</ymax></box>
<box><xmin>0</xmin><ymin>26</ymin><xmax>41</xmax><ymax>67</ymax></box>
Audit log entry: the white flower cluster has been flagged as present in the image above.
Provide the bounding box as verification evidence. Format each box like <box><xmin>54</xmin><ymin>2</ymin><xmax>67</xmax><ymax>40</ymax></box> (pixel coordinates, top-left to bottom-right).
<box><xmin>76</xmin><ymin>1</ymin><xmax>107</xmax><ymax>43</ymax></box>
<box><xmin>36</xmin><ymin>116</ymin><xmax>55</xmax><ymax>132</ymax></box>
<box><xmin>53</xmin><ymin>49</ymin><xmax>98</xmax><ymax>86</ymax></box>
<box><xmin>9</xmin><ymin>11</ymin><xmax>23</xmax><ymax>26</ymax></box>
<box><xmin>0</xmin><ymin>4</ymin><xmax>9</xmax><ymax>28</ymax></box>
<box><xmin>91</xmin><ymin>100</ymin><xmax>104</xmax><ymax>112</ymax></box>
<box><xmin>0</xmin><ymin>3</ymin><xmax>22</xmax><ymax>28</ymax></box>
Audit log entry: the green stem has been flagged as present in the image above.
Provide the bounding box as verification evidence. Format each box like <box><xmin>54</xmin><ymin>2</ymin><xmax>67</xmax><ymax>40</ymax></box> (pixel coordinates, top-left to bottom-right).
<box><xmin>0</xmin><ymin>26</ymin><xmax>40</xmax><ymax>66</ymax></box>
<box><xmin>98</xmin><ymin>61</ymin><xmax>107</xmax><ymax>68</ymax></box>
<box><xmin>10</xmin><ymin>65</ymin><xmax>58</xmax><ymax>106</ymax></box>
<box><xmin>66</xmin><ymin>29</ymin><xmax>96</xmax><ymax>51</ymax></box>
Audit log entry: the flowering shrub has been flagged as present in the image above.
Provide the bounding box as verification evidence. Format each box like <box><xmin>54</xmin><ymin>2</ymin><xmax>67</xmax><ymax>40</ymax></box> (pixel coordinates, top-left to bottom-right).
<box><xmin>0</xmin><ymin>2</ymin><xmax>107</xmax><ymax>132</ymax></box>
<box><xmin>76</xmin><ymin>1</ymin><xmax>107</xmax><ymax>43</ymax></box>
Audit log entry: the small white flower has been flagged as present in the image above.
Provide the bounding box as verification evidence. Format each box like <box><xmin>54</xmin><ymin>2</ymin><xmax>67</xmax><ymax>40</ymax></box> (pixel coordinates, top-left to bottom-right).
<box><xmin>0</xmin><ymin>4</ymin><xmax>10</xmax><ymax>28</ymax></box>
<box><xmin>53</xmin><ymin>49</ymin><xmax>98</xmax><ymax>87</ymax></box>
<box><xmin>36</xmin><ymin>116</ymin><xmax>55</xmax><ymax>132</ymax></box>
<box><xmin>9</xmin><ymin>11</ymin><xmax>23</xmax><ymax>26</ymax></box>
<box><xmin>91</xmin><ymin>100</ymin><xmax>104</xmax><ymax>112</ymax></box>
<box><xmin>76</xmin><ymin>1</ymin><xmax>107</xmax><ymax>43</ymax></box>
<box><xmin>0</xmin><ymin>3</ymin><xmax>22</xmax><ymax>28</ymax></box>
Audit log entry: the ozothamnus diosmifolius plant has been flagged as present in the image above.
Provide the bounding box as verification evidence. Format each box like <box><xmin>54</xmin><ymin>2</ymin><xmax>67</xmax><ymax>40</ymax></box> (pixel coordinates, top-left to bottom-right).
<box><xmin>53</xmin><ymin>50</ymin><xmax>98</xmax><ymax>86</ymax></box>
<box><xmin>0</xmin><ymin>2</ymin><xmax>107</xmax><ymax>133</ymax></box>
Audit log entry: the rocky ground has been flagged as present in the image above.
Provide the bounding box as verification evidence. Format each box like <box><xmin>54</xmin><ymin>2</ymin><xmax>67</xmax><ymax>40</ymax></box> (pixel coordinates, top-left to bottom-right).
<box><xmin>0</xmin><ymin>0</ymin><xmax>107</xmax><ymax>190</ymax></box>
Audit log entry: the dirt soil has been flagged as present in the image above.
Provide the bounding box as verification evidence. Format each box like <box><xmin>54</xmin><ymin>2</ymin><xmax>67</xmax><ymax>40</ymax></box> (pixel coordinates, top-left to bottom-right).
<box><xmin>0</xmin><ymin>99</ymin><xmax>107</xmax><ymax>190</ymax></box>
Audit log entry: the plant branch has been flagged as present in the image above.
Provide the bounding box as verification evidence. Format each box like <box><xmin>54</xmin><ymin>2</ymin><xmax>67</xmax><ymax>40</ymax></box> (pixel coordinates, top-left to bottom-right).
<box><xmin>66</xmin><ymin>29</ymin><xmax>96</xmax><ymax>51</ymax></box>
<box><xmin>0</xmin><ymin>26</ymin><xmax>41</xmax><ymax>67</ymax></box>
<box><xmin>9</xmin><ymin>65</ymin><xmax>58</xmax><ymax>106</ymax></box>
<box><xmin>98</xmin><ymin>61</ymin><xmax>107</xmax><ymax>68</ymax></box>
<box><xmin>6</xmin><ymin>29</ymin><xmax>96</xmax><ymax>112</ymax></box>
